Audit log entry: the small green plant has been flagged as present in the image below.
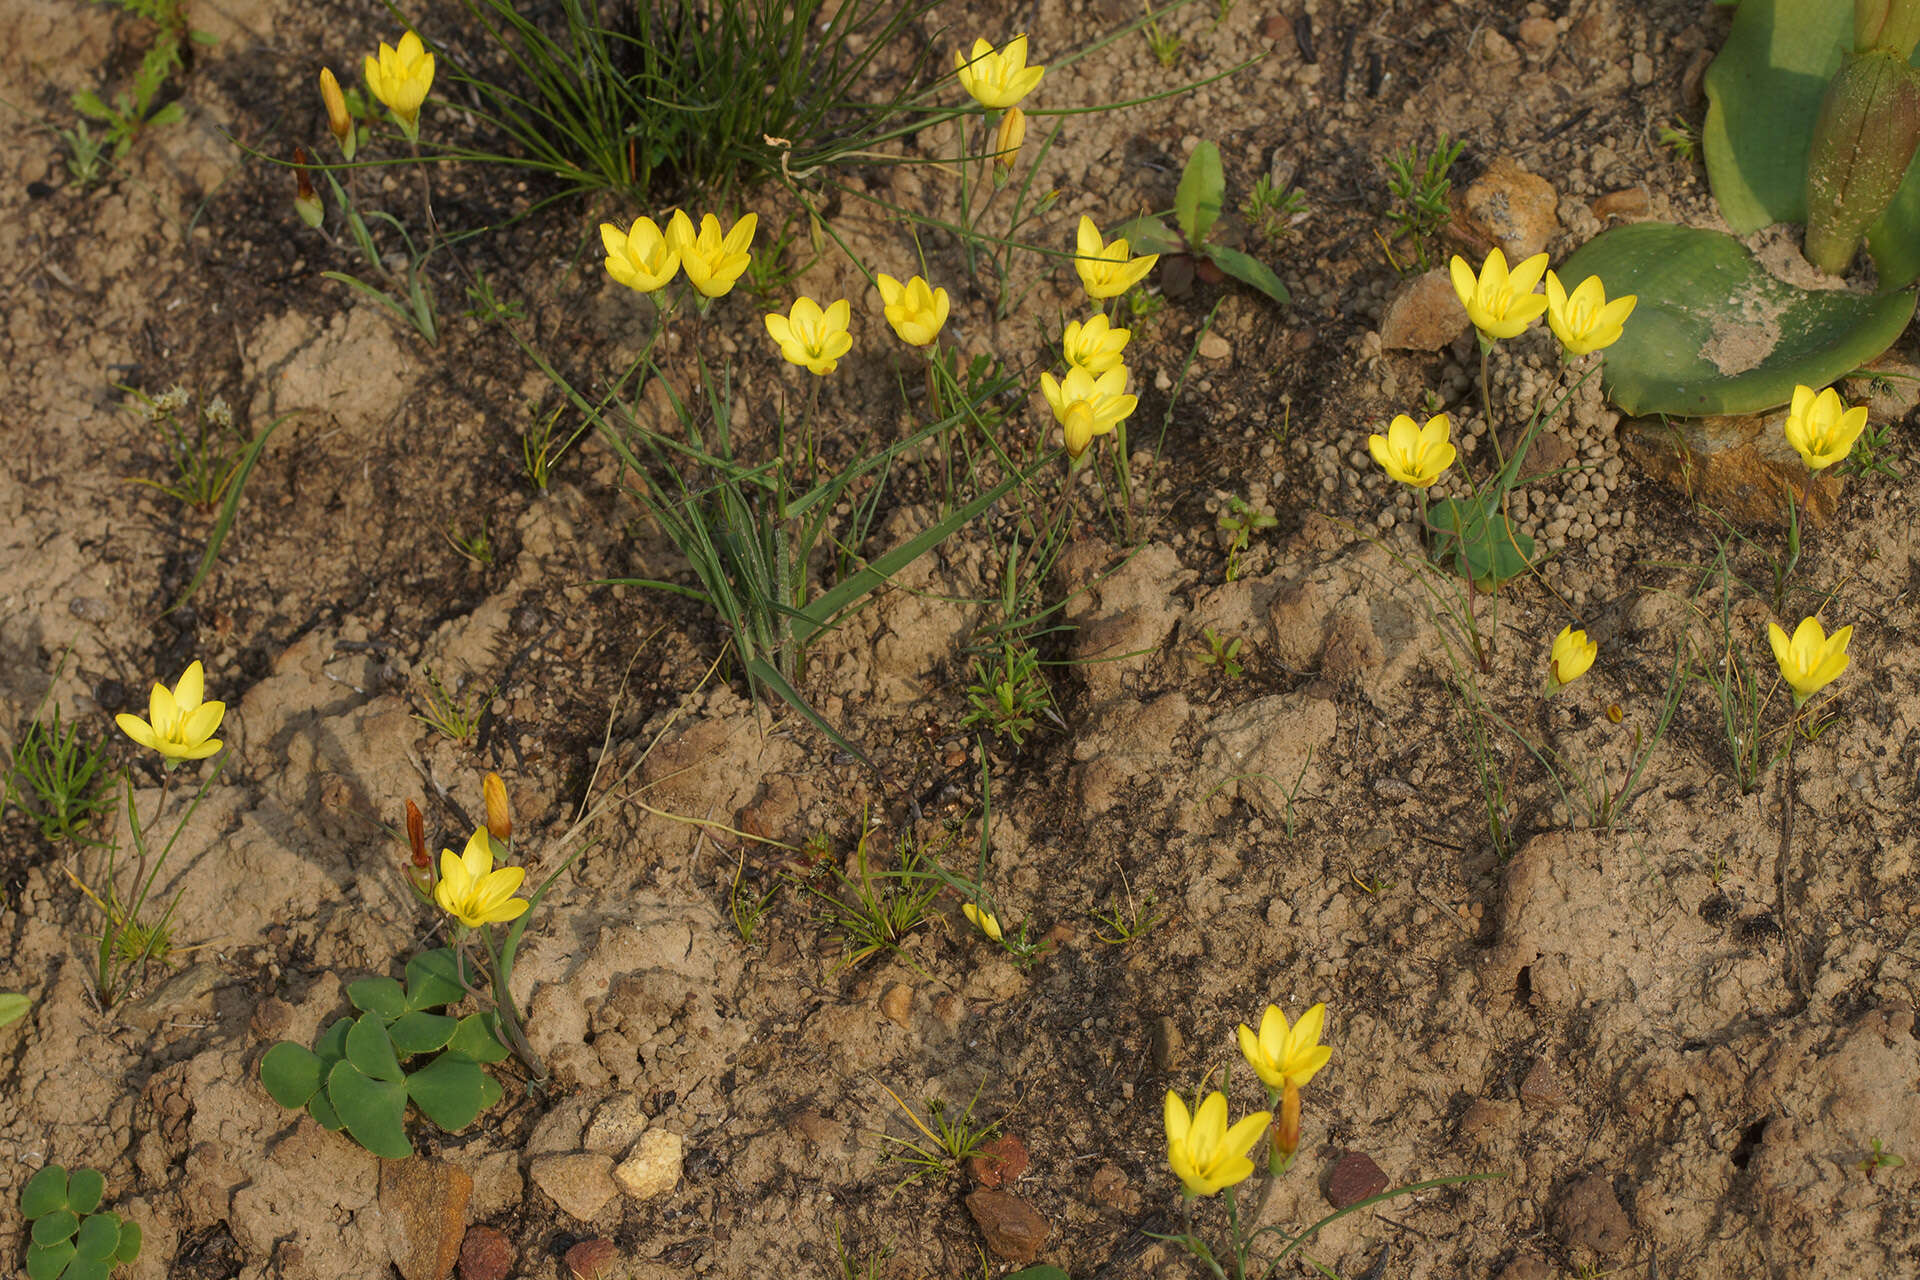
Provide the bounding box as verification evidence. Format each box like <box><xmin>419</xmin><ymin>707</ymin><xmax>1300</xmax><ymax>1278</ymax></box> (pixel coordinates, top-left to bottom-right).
<box><xmin>19</xmin><ymin>1165</ymin><xmax>142</xmax><ymax>1280</ymax></box>
<box><xmin>1242</xmin><ymin>173</ymin><xmax>1307</xmax><ymax>242</ymax></box>
<box><xmin>1859</xmin><ymin>1138</ymin><xmax>1906</xmax><ymax>1173</ymax></box>
<box><xmin>127</xmin><ymin>385</ymin><xmax>246</xmax><ymax>510</ymax></box>
<box><xmin>1657</xmin><ymin>120</ymin><xmax>1698</xmax><ymax>162</ymax></box>
<box><xmin>0</xmin><ymin>992</ymin><xmax>29</xmax><ymax>1027</ymax></box>
<box><xmin>1840</xmin><ymin>414</ymin><xmax>1902</xmax><ymax>480</ymax></box>
<box><xmin>70</xmin><ymin>0</ymin><xmax>211</xmax><ymax>171</ymax></box>
<box><xmin>1216</xmin><ymin>495</ymin><xmax>1277</xmax><ymax>581</ymax></box>
<box><xmin>728</xmin><ymin>851</ymin><xmax>782</xmax><ymax>946</ymax></box>
<box><xmin>789</xmin><ymin>814</ymin><xmax>944</xmax><ymax>972</ymax></box>
<box><xmin>444</xmin><ymin>519</ymin><xmax>494</xmax><ymax>568</ymax></box>
<box><xmin>259</xmin><ymin>948</ymin><xmax>510</xmax><ymax>1158</ymax></box>
<box><xmin>872</xmin><ymin>1079</ymin><xmax>1001</xmax><ymax>1183</ymax></box>
<box><xmin>519</xmin><ymin>403</ymin><xmax>590</xmax><ymax>492</ymax></box>
<box><xmin>1115</xmin><ymin>140</ymin><xmax>1293</xmax><ymax>304</ymax></box>
<box><xmin>1090</xmin><ymin>872</ymin><xmax>1168</xmax><ymax>945</ymax></box>
<box><xmin>1382</xmin><ymin>132</ymin><xmax>1464</xmax><ymax>271</ymax></box>
<box><xmin>59</xmin><ymin>122</ymin><xmax>110</xmax><ymax>188</ymax></box>
<box><xmin>5</xmin><ymin>709</ymin><xmax>115</xmax><ymax>844</ymax></box>
<box><xmin>831</xmin><ymin>1222</ymin><xmax>893</xmax><ymax>1280</ymax></box>
<box><xmin>961</xmin><ymin>642</ymin><xmax>1054</xmax><ymax>745</ymax></box>
<box><xmin>1349</xmin><ymin>868</ymin><xmax>1395</xmax><ymax>895</ymax></box>
<box><xmin>412</xmin><ymin>668</ymin><xmax>484</xmax><ymax>743</ymax></box>
<box><xmin>1142</xmin><ymin>1</ymin><xmax>1184</xmax><ymax>67</ymax></box>
<box><xmin>315</xmin><ymin>171</ymin><xmax>440</xmax><ymax>344</ymax></box>
<box><xmin>1692</xmin><ymin>565</ymin><xmax>1778</xmax><ymax>795</ymax></box>
<box><xmin>1193</xmin><ymin>627</ymin><xmax>1245</xmax><ymax>679</ymax></box>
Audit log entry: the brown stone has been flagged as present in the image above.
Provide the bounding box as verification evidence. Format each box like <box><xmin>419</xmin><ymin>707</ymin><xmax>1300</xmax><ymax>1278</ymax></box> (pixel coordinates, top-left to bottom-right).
<box><xmin>1621</xmin><ymin>412</ymin><xmax>1841</xmax><ymax>528</ymax></box>
<box><xmin>1457</xmin><ymin>156</ymin><xmax>1559</xmax><ymax>262</ymax></box>
<box><xmin>380</xmin><ymin>1158</ymin><xmax>473</xmax><ymax>1280</ymax></box>
<box><xmin>1591</xmin><ymin>188</ymin><xmax>1651</xmax><ymax>222</ymax></box>
<box><xmin>529</xmin><ymin>1153</ymin><xmax>618</xmax><ymax>1222</ymax></box>
<box><xmin>1555</xmin><ymin>1174</ymin><xmax>1634</xmax><ymax>1257</ymax></box>
<box><xmin>1150</xmin><ymin>1016</ymin><xmax>1184</xmax><ymax>1071</ymax></box>
<box><xmin>563</xmin><ymin>1238</ymin><xmax>621</xmax><ymax>1280</ymax></box>
<box><xmin>1090</xmin><ymin>1163</ymin><xmax>1140</xmax><ymax>1213</ymax></box>
<box><xmin>1517</xmin><ymin>16</ymin><xmax>1557</xmax><ymax>52</ymax></box>
<box><xmin>967</xmin><ymin>1134</ymin><xmax>1030</xmax><ymax>1189</ymax></box>
<box><xmin>1455</xmin><ymin>1098</ymin><xmax>1514</xmax><ymax>1149</ymax></box>
<box><xmin>1519</xmin><ymin>1058</ymin><xmax>1569</xmax><ymax>1109</ymax></box>
<box><xmin>1325</xmin><ymin>1152</ymin><xmax>1389</xmax><ymax>1209</ymax></box>
<box><xmin>736</xmin><ymin>775</ymin><xmax>801</xmax><ymax>843</ymax></box>
<box><xmin>879</xmin><ymin>983</ymin><xmax>913</xmax><ymax>1028</ymax></box>
<box><xmin>965</xmin><ymin>1188</ymin><xmax>1050</xmax><ymax>1263</ymax></box>
<box><xmin>456</xmin><ymin>1226</ymin><xmax>513</xmax><ymax>1280</ymax></box>
<box><xmin>1379</xmin><ymin>269</ymin><xmax>1468</xmax><ymax>351</ymax></box>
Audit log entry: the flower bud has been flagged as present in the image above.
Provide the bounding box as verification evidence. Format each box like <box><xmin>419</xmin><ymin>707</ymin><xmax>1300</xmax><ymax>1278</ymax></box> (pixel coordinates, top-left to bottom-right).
<box><xmin>406</xmin><ymin>798</ymin><xmax>430</xmax><ymax>868</ymax></box>
<box><xmin>1856</xmin><ymin>0</ymin><xmax>1920</xmax><ymax>57</ymax></box>
<box><xmin>319</xmin><ymin>67</ymin><xmax>356</xmax><ymax>161</ymax></box>
<box><xmin>292</xmin><ymin>148</ymin><xmax>323</xmax><ymax>229</ymax></box>
<box><xmin>1275</xmin><ymin>1082</ymin><xmax>1302</xmax><ymax>1171</ymax></box>
<box><xmin>483</xmin><ymin>772</ymin><xmax>512</xmax><ymax>844</ymax></box>
<box><xmin>994</xmin><ymin>106</ymin><xmax>1026</xmax><ymax>169</ymax></box>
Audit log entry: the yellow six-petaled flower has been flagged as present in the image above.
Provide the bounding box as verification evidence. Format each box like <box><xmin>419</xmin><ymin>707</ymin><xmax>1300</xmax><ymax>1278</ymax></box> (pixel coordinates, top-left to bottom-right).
<box><xmin>876</xmin><ymin>273</ymin><xmax>950</xmax><ymax>347</ymax></box>
<box><xmin>954</xmin><ymin>35</ymin><xmax>1046</xmax><ymax>110</ymax></box>
<box><xmin>600</xmin><ymin>215</ymin><xmax>682</xmax><ymax>294</ymax></box>
<box><xmin>115</xmin><ymin>660</ymin><xmax>226</xmax><ymax>763</ymax></box>
<box><xmin>364</xmin><ymin>30</ymin><xmax>435</xmax><ymax>141</ymax></box>
<box><xmin>1236</xmin><ymin>1003</ymin><xmax>1333</xmax><ymax>1094</ymax></box>
<box><xmin>1768</xmin><ymin>616</ymin><xmax>1853</xmax><ymax>707</ymax></box>
<box><xmin>1549</xmin><ymin>625</ymin><xmax>1597</xmax><ymax>689</ymax></box>
<box><xmin>765</xmin><ymin>296</ymin><xmax>854</xmax><ymax>375</ymax></box>
<box><xmin>1544</xmin><ymin>271</ymin><xmax>1636</xmax><ymax>357</ymax></box>
<box><xmin>434</xmin><ymin>828</ymin><xmax>530</xmax><ymax>929</ymax></box>
<box><xmin>671</xmin><ymin>211</ymin><xmax>757</xmax><ymax>298</ymax></box>
<box><xmin>1164</xmin><ymin>1089</ymin><xmax>1270</xmax><ymax>1198</ymax></box>
<box><xmin>1040</xmin><ymin>364</ymin><xmax>1138</xmax><ymax>458</ymax></box>
<box><xmin>1367</xmin><ymin>412</ymin><xmax>1456</xmax><ymax>488</ymax></box>
<box><xmin>1782</xmin><ymin>383</ymin><xmax>1869</xmax><ymax>472</ymax></box>
<box><xmin>1450</xmin><ymin>248</ymin><xmax>1550</xmax><ymax>343</ymax></box>
<box><xmin>1062</xmin><ymin>314</ymin><xmax>1130</xmax><ymax>374</ymax></box>
<box><xmin>962</xmin><ymin>902</ymin><xmax>1003</xmax><ymax>942</ymax></box>
<box><xmin>1073</xmin><ymin>216</ymin><xmax>1158</xmax><ymax>300</ymax></box>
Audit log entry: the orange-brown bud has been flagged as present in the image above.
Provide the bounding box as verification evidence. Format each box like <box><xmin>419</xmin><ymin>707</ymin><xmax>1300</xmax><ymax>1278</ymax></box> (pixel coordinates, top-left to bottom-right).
<box><xmin>406</xmin><ymin>798</ymin><xmax>430</xmax><ymax>868</ymax></box>
<box><xmin>483</xmin><ymin>772</ymin><xmax>512</xmax><ymax>844</ymax></box>
<box><xmin>318</xmin><ymin>67</ymin><xmax>355</xmax><ymax>159</ymax></box>
<box><xmin>292</xmin><ymin>147</ymin><xmax>322</xmax><ymax>229</ymax></box>
<box><xmin>1277</xmin><ymin>1082</ymin><xmax>1302</xmax><ymax>1165</ymax></box>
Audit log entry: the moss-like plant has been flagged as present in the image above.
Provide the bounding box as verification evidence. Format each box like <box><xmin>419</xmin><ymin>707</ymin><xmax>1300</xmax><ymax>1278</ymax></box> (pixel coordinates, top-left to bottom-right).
<box><xmin>259</xmin><ymin>947</ymin><xmax>508</xmax><ymax>1159</ymax></box>
<box><xmin>19</xmin><ymin>1166</ymin><xmax>141</xmax><ymax>1280</ymax></box>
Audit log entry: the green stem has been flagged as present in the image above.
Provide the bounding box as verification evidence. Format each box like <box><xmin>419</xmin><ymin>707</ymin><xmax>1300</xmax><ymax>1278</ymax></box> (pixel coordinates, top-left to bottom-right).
<box><xmin>479</xmin><ymin>925</ymin><xmax>546</xmax><ymax>1080</ymax></box>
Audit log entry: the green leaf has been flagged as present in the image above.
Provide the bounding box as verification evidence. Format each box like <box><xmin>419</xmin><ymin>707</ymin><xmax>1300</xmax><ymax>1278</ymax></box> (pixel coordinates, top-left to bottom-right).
<box><xmin>314</xmin><ymin>1016</ymin><xmax>353</xmax><ymax>1062</ymax></box>
<box><xmin>1111</xmin><ymin>212</ymin><xmax>1183</xmax><ymax>256</ymax></box>
<box><xmin>114</xmin><ymin>1219</ymin><xmax>142</xmax><ymax>1263</ymax></box>
<box><xmin>73</xmin><ymin>1213</ymin><xmax>120</xmax><ymax>1260</ymax></box>
<box><xmin>306</xmin><ymin>1087</ymin><xmax>345</xmax><ymax>1131</ymax></box>
<box><xmin>344</xmin><ymin>1012</ymin><xmax>405</xmax><ymax>1083</ymax></box>
<box><xmin>1202</xmin><ymin>243</ymin><xmax>1292</xmax><ymax>305</ymax></box>
<box><xmin>260</xmin><ymin>1041</ymin><xmax>328</xmax><ymax>1109</ymax></box>
<box><xmin>71</xmin><ymin>90</ymin><xmax>114</xmax><ymax>121</ymax></box>
<box><xmin>166</xmin><ymin>410</ymin><xmax>295</xmax><ymax>614</ymax></box>
<box><xmin>1702</xmin><ymin>0</ymin><xmax>1920</xmax><ymax>285</ymax></box>
<box><xmin>405</xmin><ymin>948</ymin><xmax>468</xmax><ymax>1010</ymax></box>
<box><xmin>32</xmin><ymin>1210</ymin><xmax>79</xmax><ymax>1246</ymax></box>
<box><xmin>1175</xmin><ymin>140</ymin><xmax>1224</xmax><ymax>246</ymax></box>
<box><xmin>406</xmin><ymin>1055</ymin><xmax>498</xmax><ymax>1131</ymax></box>
<box><xmin>147</xmin><ymin>102</ymin><xmax>186</xmax><ymax>127</ymax></box>
<box><xmin>1008</xmin><ymin>1269</ymin><xmax>1072</xmax><ymax>1280</ymax></box>
<box><xmin>21</xmin><ymin>1165</ymin><xmax>68</xmax><ymax>1218</ymax></box>
<box><xmin>25</xmin><ymin>1241</ymin><xmax>74</xmax><ymax>1280</ymax></box>
<box><xmin>387</xmin><ymin>1011</ymin><xmax>457</xmax><ymax>1057</ymax></box>
<box><xmin>0</xmin><ymin>992</ymin><xmax>30</xmax><ymax>1026</ymax></box>
<box><xmin>1429</xmin><ymin>499</ymin><xmax>1535</xmax><ymax>590</ymax></box>
<box><xmin>64</xmin><ymin>1169</ymin><xmax>103</xmax><ymax>1216</ymax></box>
<box><xmin>63</xmin><ymin>1256</ymin><xmax>110</xmax><ymax>1280</ymax></box>
<box><xmin>446</xmin><ymin>1013</ymin><xmax>511</xmax><ymax>1064</ymax></box>
<box><xmin>1559</xmin><ymin>223</ymin><xmax>1916</xmax><ymax>415</ymax></box>
<box><xmin>325</xmin><ymin>1060</ymin><xmax>413</xmax><ymax>1159</ymax></box>
<box><xmin>346</xmin><ymin>976</ymin><xmax>408</xmax><ymax>1019</ymax></box>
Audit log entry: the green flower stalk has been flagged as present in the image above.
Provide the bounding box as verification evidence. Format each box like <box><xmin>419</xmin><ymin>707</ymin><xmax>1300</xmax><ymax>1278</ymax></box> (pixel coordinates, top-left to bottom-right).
<box><xmin>1804</xmin><ymin>0</ymin><xmax>1920</xmax><ymax>273</ymax></box>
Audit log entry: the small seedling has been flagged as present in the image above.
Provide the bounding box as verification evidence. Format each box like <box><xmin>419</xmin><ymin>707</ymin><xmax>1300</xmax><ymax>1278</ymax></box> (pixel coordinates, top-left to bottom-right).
<box><xmin>1217</xmin><ymin>495</ymin><xmax>1277</xmax><ymax>581</ymax></box>
<box><xmin>1840</xmin><ymin>415</ymin><xmax>1902</xmax><ymax>480</ymax></box>
<box><xmin>1349</xmin><ymin>869</ymin><xmax>1396</xmax><ymax>896</ymax></box>
<box><xmin>444</xmin><ymin>519</ymin><xmax>495</xmax><ymax>568</ymax></box>
<box><xmin>1114</xmin><ymin>140</ymin><xmax>1292</xmax><ymax>304</ymax></box>
<box><xmin>60</xmin><ymin>122</ymin><xmax>110</xmax><ymax>187</ymax></box>
<box><xmin>961</xmin><ymin>642</ymin><xmax>1054</xmax><ymax>745</ymax></box>
<box><xmin>1193</xmin><ymin>627</ymin><xmax>1245</xmax><ymax>679</ymax></box>
<box><xmin>19</xmin><ymin>1164</ymin><xmax>142</xmax><ymax>1280</ymax></box>
<box><xmin>5</xmin><ymin>709</ymin><xmax>116</xmax><ymax>844</ymax></box>
<box><xmin>1090</xmin><ymin>873</ymin><xmax>1168</xmax><ymax>945</ymax></box>
<box><xmin>788</xmin><ymin>815</ymin><xmax>944</xmax><ymax>972</ymax></box>
<box><xmin>832</xmin><ymin>1221</ymin><xmax>893</xmax><ymax>1280</ymax></box>
<box><xmin>1657</xmin><ymin>120</ymin><xmax>1698</xmax><ymax>161</ymax></box>
<box><xmin>871</xmin><ymin>1079</ymin><xmax>1001</xmax><ymax>1183</ymax></box>
<box><xmin>520</xmin><ymin>403</ymin><xmax>592</xmax><ymax>492</ymax></box>
<box><xmin>1383</xmin><ymin>132</ymin><xmax>1464</xmax><ymax>271</ymax></box>
<box><xmin>728</xmin><ymin>851</ymin><xmax>782</xmax><ymax>946</ymax></box>
<box><xmin>1860</xmin><ymin>1138</ymin><xmax>1906</xmax><ymax>1174</ymax></box>
<box><xmin>1242</xmin><ymin>174</ymin><xmax>1307</xmax><ymax>243</ymax></box>
<box><xmin>1142</xmin><ymin>1</ymin><xmax>1183</xmax><ymax>66</ymax></box>
<box><xmin>412</xmin><ymin>668</ymin><xmax>485</xmax><ymax>743</ymax></box>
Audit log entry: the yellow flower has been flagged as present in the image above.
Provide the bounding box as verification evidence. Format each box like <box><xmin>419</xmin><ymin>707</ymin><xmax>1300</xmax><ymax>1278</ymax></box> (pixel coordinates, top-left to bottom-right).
<box><xmin>319</xmin><ymin>67</ymin><xmax>355</xmax><ymax>161</ymax></box>
<box><xmin>954</xmin><ymin>35</ymin><xmax>1046</xmax><ymax>110</ymax></box>
<box><xmin>1768</xmin><ymin>616</ymin><xmax>1853</xmax><ymax>706</ymax></box>
<box><xmin>363</xmin><ymin>31</ymin><xmax>435</xmax><ymax>140</ymax></box>
<box><xmin>1074</xmin><ymin>216</ymin><xmax>1159</xmax><ymax>300</ymax></box>
<box><xmin>1062</xmin><ymin>314</ymin><xmax>1130</xmax><ymax>374</ymax></box>
<box><xmin>115</xmin><ymin>661</ymin><xmax>225</xmax><ymax>763</ymax></box>
<box><xmin>962</xmin><ymin>903</ymin><xmax>1003</xmax><ymax>942</ymax></box>
<box><xmin>1040</xmin><ymin>364</ymin><xmax>1138</xmax><ymax>458</ymax></box>
<box><xmin>1783</xmin><ymin>384</ymin><xmax>1869</xmax><ymax>472</ymax></box>
<box><xmin>434</xmin><ymin>828</ymin><xmax>529</xmax><ymax>929</ymax></box>
<box><xmin>1236</xmin><ymin>1003</ymin><xmax>1332</xmax><ymax>1093</ymax></box>
<box><xmin>1164</xmin><ymin>1090</ymin><xmax>1270</xmax><ymax>1198</ymax></box>
<box><xmin>1545</xmin><ymin>271</ymin><xmax>1636</xmax><ymax>357</ymax></box>
<box><xmin>668</xmin><ymin>211</ymin><xmax>757</xmax><ymax>298</ymax></box>
<box><xmin>1449</xmin><ymin>248</ymin><xmax>1550</xmax><ymax>343</ymax></box>
<box><xmin>765</xmin><ymin>296</ymin><xmax>854</xmax><ymax>375</ymax></box>
<box><xmin>483</xmin><ymin>772</ymin><xmax>512</xmax><ymax>843</ymax></box>
<box><xmin>876</xmin><ymin>273</ymin><xmax>950</xmax><ymax>347</ymax></box>
<box><xmin>1550</xmin><ymin>625</ymin><xmax>1598</xmax><ymax>688</ymax></box>
<box><xmin>994</xmin><ymin>106</ymin><xmax>1027</xmax><ymax>168</ymax></box>
<box><xmin>600</xmin><ymin>216</ymin><xmax>681</xmax><ymax>294</ymax></box>
<box><xmin>1366</xmin><ymin>412</ymin><xmax>1456</xmax><ymax>488</ymax></box>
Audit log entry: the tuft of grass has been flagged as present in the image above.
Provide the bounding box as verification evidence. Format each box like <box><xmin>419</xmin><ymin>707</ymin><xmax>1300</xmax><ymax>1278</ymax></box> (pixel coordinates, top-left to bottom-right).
<box><xmin>1657</xmin><ymin>120</ymin><xmax>1698</xmax><ymax>162</ymax></box>
<box><xmin>5</xmin><ymin>709</ymin><xmax>117</xmax><ymax>845</ymax></box>
<box><xmin>1142</xmin><ymin>1</ymin><xmax>1184</xmax><ymax>67</ymax></box>
<box><xmin>789</xmin><ymin>814</ymin><xmax>944</xmax><ymax>972</ymax></box>
<box><xmin>412</xmin><ymin>668</ymin><xmax>486</xmax><ymax>743</ymax></box>
<box><xmin>1242</xmin><ymin>173</ymin><xmax>1307</xmax><ymax>243</ymax></box>
<box><xmin>727</xmin><ymin>850</ymin><xmax>782</xmax><ymax>946</ymax></box>
<box><xmin>871</xmin><ymin>1079</ymin><xmax>1001</xmax><ymax>1183</ymax></box>
<box><xmin>127</xmin><ymin>385</ymin><xmax>247</xmax><ymax>511</ymax></box>
<box><xmin>1090</xmin><ymin>872</ymin><xmax>1168</xmax><ymax>945</ymax></box>
<box><xmin>1383</xmin><ymin>132</ymin><xmax>1464</xmax><ymax>271</ymax></box>
<box><xmin>444</xmin><ymin>519</ymin><xmax>495</xmax><ymax>568</ymax></box>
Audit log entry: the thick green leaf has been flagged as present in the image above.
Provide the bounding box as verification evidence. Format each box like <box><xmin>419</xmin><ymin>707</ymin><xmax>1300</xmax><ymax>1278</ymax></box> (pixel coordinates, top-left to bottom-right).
<box><xmin>405</xmin><ymin>948</ymin><xmax>468</xmax><ymax>1010</ymax></box>
<box><xmin>25</xmin><ymin>1241</ymin><xmax>74</xmax><ymax>1280</ymax></box>
<box><xmin>32</xmin><ymin>1210</ymin><xmax>79</xmax><ymax>1246</ymax></box>
<box><xmin>447</xmin><ymin>1013</ymin><xmax>511</xmax><ymax>1064</ymax></box>
<box><xmin>325</xmin><ymin>1060</ymin><xmax>413</xmax><ymax>1158</ymax></box>
<box><xmin>1008</xmin><ymin>1269</ymin><xmax>1072</xmax><ymax>1280</ymax></box>
<box><xmin>314</xmin><ymin>1016</ymin><xmax>353</xmax><ymax>1062</ymax></box>
<box><xmin>306</xmin><ymin>1087</ymin><xmax>345</xmax><ymax>1131</ymax></box>
<box><xmin>1176</xmin><ymin>140</ymin><xmax>1224</xmax><ymax>246</ymax></box>
<box><xmin>1702</xmin><ymin>0</ymin><xmax>1920</xmax><ymax>285</ymax></box>
<box><xmin>114</xmin><ymin>1219</ymin><xmax>142</xmax><ymax>1263</ymax></box>
<box><xmin>1203</xmin><ymin>243</ymin><xmax>1292</xmax><ymax>305</ymax></box>
<box><xmin>1430</xmin><ymin>498</ymin><xmax>1535</xmax><ymax>590</ymax></box>
<box><xmin>63</xmin><ymin>1256</ymin><xmax>110</xmax><ymax>1280</ymax></box>
<box><xmin>73</xmin><ymin>1213</ymin><xmax>120</xmax><ymax>1260</ymax></box>
<box><xmin>64</xmin><ymin>1170</ymin><xmax>103</xmax><ymax>1216</ymax></box>
<box><xmin>406</xmin><ymin>1055</ymin><xmax>498</xmax><ymax>1131</ymax></box>
<box><xmin>0</xmin><ymin>992</ymin><xmax>30</xmax><ymax>1026</ymax></box>
<box><xmin>1112</xmin><ymin>212</ymin><xmax>1184</xmax><ymax>256</ymax></box>
<box><xmin>1559</xmin><ymin>224</ymin><xmax>1916</xmax><ymax>415</ymax></box>
<box><xmin>387</xmin><ymin>1011</ymin><xmax>458</xmax><ymax>1057</ymax></box>
<box><xmin>344</xmin><ymin>1012</ymin><xmax>405</xmax><ymax>1083</ymax></box>
<box><xmin>347</xmin><ymin>976</ymin><xmax>408</xmax><ymax>1019</ymax></box>
<box><xmin>21</xmin><ymin>1165</ymin><xmax>68</xmax><ymax>1218</ymax></box>
<box><xmin>260</xmin><ymin>1041</ymin><xmax>328</xmax><ymax>1109</ymax></box>
<box><xmin>71</xmin><ymin>90</ymin><xmax>113</xmax><ymax>121</ymax></box>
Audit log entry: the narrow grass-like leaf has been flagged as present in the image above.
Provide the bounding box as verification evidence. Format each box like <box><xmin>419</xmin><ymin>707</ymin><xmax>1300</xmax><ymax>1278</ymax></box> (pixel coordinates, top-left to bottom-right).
<box><xmin>165</xmin><ymin>410</ymin><xmax>294</xmax><ymax>614</ymax></box>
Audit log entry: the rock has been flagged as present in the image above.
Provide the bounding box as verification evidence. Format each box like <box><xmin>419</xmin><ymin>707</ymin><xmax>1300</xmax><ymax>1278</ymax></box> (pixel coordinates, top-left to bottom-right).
<box><xmin>1516</xmin><ymin>16</ymin><xmax>1557</xmax><ymax>52</ymax></box>
<box><xmin>964</xmin><ymin>1188</ymin><xmax>1050</xmax><ymax>1263</ymax></box>
<box><xmin>583</xmin><ymin>1093</ymin><xmax>650</xmax><ymax>1155</ymax></box>
<box><xmin>1197</xmin><ymin>332</ymin><xmax>1232</xmax><ymax>361</ymax></box>
<box><xmin>967</xmin><ymin>1135</ymin><xmax>1030</xmax><ymax>1188</ymax></box>
<box><xmin>1325</xmin><ymin>1152</ymin><xmax>1388</xmax><ymax>1209</ymax></box>
<box><xmin>379</xmin><ymin>1158</ymin><xmax>473</xmax><ymax>1280</ymax></box>
<box><xmin>1555</xmin><ymin>1173</ymin><xmax>1634</xmax><ymax>1257</ymax></box>
<box><xmin>1631</xmin><ymin>51</ymin><xmax>1654</xmax><ymax>86</ymax></box>
<box><xmin>1090</xmin><ymin>1164</ymin><xmax>1140</xmax><ymax>1213</ymax></box>
<box><xmin>1621</xmin><ymin>411</ymin><xmax>1841</xmax><ymax>528</ymax></box>
<box><xmin>1378</xmin><ymin>269</ymin><xmax>1467</xmax><ymax>351</ymax></box>
<box><xmin>614</xmin><ymin>1129</ymin><xmax>684</xmax><ymax>1201</ymax></box>
<box><xmin>1150</xmin><ymin>1016</ymin><xmax>1184</xmax><ymax>1071</ymax></box>
<box><xmin>1457</xmin><ymin>156</ymin><xmax>1559</xmax><ymax>262</ymax></box>
<box><xmin>563</xmin><ymin>1238</ymin><xmax>621</xmax><ymax>1279</ymax></box>
<box><xmin>457</xmin><ymin>1226</ymin><xmax>513</xmax><ymax>1280</ymax></box>
<box><xmin>529</xmin><ymin>1154</ymin><xmax>618</xmax><ymax>1222</ymax></box>
<box><xmin>1455</xmin><ymin>1098</ymin><xmax>1515</xmax><ymax>1149</ymax></box>
<box><xmin>1591</xmin><ymin>188</ymin><xmax>1650</xmax><ymax>222</ymax></box>
<box><xmin>1266</xmin><ymin>577</ymin><xmax>1329</xmax><ymax>668</ymax></box>
<box><xmin>879</xmin><ymin>983</ymin><xmax>914</xmax><ymax>1028</ymax></box>
<box><xmin>1519</xmin><ymin>1059</ymin><xmax>1569</xmax><ymax>1110</ymax></box>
